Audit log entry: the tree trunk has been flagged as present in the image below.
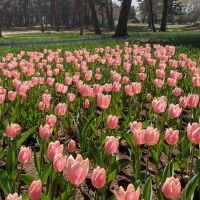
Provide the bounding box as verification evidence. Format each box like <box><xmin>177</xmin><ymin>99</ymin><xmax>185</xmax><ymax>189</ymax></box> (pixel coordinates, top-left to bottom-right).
<box><xmin>148</xmin><ymin>0</ymin><xmax>156</xmax><ymax>32</ymax></box>
<box><xmin>55</xmin><ymin>0</ymin><xmax>59</xmax><ymax>32</ymax></box>
<box><xmin>37</xmin><ymin>0</ymin><xmax>45</xmax><ymax>32</ymax></box>
<box><xmin>51</xmin><ymin>0</ymin><xmax>54</xmax><ymax>27</ymax></box>
<box><xmin>106</xmin><ymin>3</ymin><xmax>111</xmax><ymax>27</ymax></box>
<box><xmin>88</xmin><ymin>0</ymin><xmax>101</xmax><ymax>35</ymax></box>
<box><xmin>0</xmin><ymin>14</ymin><xmax>4</xmax><ymax>37</ymax></box>
<box><xmin>109</xmin><ymin>0</ymin><xmax>114</xmax><ymax>29</ymax></box>
<box><xmin>24</xmin><ymin>0</ymin><xmax>29</xmax><ymax>28</ymax></box>
<box><xmin>84</xmin><ymin>0</ymin><xmax>89</xmax><ymax>29</ymax></box>
<box><xmin>159</xmin><ymin>0</ymin><xmax>167</xmax><ymax>31</ymax></box>
<box><xmin>80</xmin><ymin>0</ymin><xmax>84</xmax><ymax>35</ymax></box>
<box><xmin>114</xmin><ymin>0</ymin><xmax>132</xmax><ymax>37</ymax></box>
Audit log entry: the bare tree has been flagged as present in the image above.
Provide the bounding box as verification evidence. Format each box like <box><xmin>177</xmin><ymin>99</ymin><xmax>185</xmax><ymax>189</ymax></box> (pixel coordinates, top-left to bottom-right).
<box><xmin>159</xmin><ymin>0</ymin><xmax>167</xmax><ymax>31</ymax></box>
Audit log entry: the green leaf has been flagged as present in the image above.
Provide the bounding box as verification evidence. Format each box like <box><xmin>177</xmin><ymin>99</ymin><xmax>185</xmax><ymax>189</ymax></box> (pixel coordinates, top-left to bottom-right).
<box><xmin>17</xmin><ymin>127</ymin><xmax>36</xmax><ymax>148</ymax></box>
<box><xmin>41</xmin><ymin>193</ymin><xmax>50</xmax><ymax>200</ymax></box>
<box><xmin>9</xmin><ymin>169</ymin><xmax>18</xmax><ymax>181</ymax></box>
<box><xmin>121</xmin><ymin>132</ymin><xmax>135</xmax><ymax>150</ymax></box>
<box><xmin>0</xmin><ymin>169</ymin><xmax>11</xmax><ymax>195</ymax></box>
<box><xmin>161</xmin><ymin>161</ymin><xmax>174</xmax><ymax>186</ymax></box>
<box><xmin>51</xmin><ymin>171</ymin><xmax>59</xmax><ymax>200</ymax></box>
<box><xmin>21</xmin><ymin>174</ymin><xmax>35</xmax><ymax>186</ymax></box>
<box><xmin>107</xmin><ymin>159</ymin><xmax>131</xmax><ymax>183</ymax></box>
<box><xmin>150</xmin><ymin>146</ymin><xmax>158</xmax><ymax>166</ymax></box>
<box><xmin>155</xmin><ymin>170</ymin><xmax>163</xmax><ymax>184</ymax></box>
<box><xmin>22</xmin><ymin>191</ymin><xmax>28</xmax><ymax>200</ymax></box>
<box><xmin>34</xmin><ymin>150</ymin><xmax>41</xmax><ymax>174</ymax></box>
<box><xmin>181</xmin><ymin>172</ymin><xmax>199</xmax><ymax>200</ymax></box>
<box><xmin>0</xmin><ymin>150</ymin><xmax>7</xmax><ymax>159</ymax></box>
<box><xmin>41</xmin><ymin>162</ymin><xmax>52</xmax><ymax>184</ymax></box>
<box><xmin>142</xmin><ymin>177</ymin><xmax>152</xmax><ymax>200</ymax></box>
<box><xmin>88</xmin><ymin>139</ymin><xmax>103</xmax><ymax>167</ymax></box>
<box><xmin>21</xmin><ymin>108</ymin><xmax>27</xmax><ymax>118</ymax></box>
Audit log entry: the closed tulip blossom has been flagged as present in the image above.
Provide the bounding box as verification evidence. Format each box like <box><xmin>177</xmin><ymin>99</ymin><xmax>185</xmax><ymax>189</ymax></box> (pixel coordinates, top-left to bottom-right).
<box><xmin>173</xmin><ymin>88</ymin><xmax>182</xmax><ymax>97</ymax></box>
<box><xmin>42</xmin><ymin>93</ymin><xmax>51</xmax><ymax>104</ymax></box>
<box><xmin>154</xmin><ymin>79</ymin><xmax>164</xmax><ymax>88</ymax></box>
<box><xmin>28</xmin><ymin>180</ymin><xmax>42</xmax><ymax>200</ymax></box>
<box><xmin>133</xmin><ymin>129</ymin><xmax>145</xmax><ymax>145</ymax></box>
<box><xmin>107</xmin><ymin>115</ymin><xmax>119</xmax><ymax>129</ymax></box>
<box><xmin>46</xmin><ymin>114</ymin><xmax>57</xmax><ymax>126</ymax></box>
<box><xmin>8</xmin><ymin>91</ymin><xmax>17</xmax><ymax>101</ymax></box>
<box><xmin>53</xmin><ymin>153</ymin><xmax>67</xmax><ymax>172</ymax></box>
<box><xmin>39</xmin><ymin>124</ymin><xmax>53</xmax><ymax>139</ymax></box>
<box><xmin>152</xmin><ymin>97</ymin><xmax>167</xmax><ymax>114</ymax></box>
<box><xmin>105</xmin><ymin>136</ymin><xmax>119</xmax><ymax>154</ymax></box>
<box><xmin>91</xmin><ymin>166</ymin><xmax>106</xmax><ymax>189</ymax></box>
<box><xmin>187</xmin><ymin>123</ymin><xmax>200</xmax><ymax>144</ymax></box>
<box><xmin>67</xmin><ymin>140</ymin><xmax>76</xmax><ymax>153</ymax></box>
<box><xmin>146</xmin><ymin>93</ymin><xmax>152</xmax><ymax>101</ymax></box>
<box><xmin>165</xmin><ymin>128</ymin><xmax>179</xmax><ymax>145</ymax></box>
<box><xmin>179</xmin><ymin>96</ymin><xmax>188</xmax><ymax>107</ymax></box>
<box><xmin>130</xmin><ymin>121</ymin><xmax>142</xmax><ymax>133</ymax></box>
<box><xmin>66</xmin><ymin>154</ymin><xmax>89</xmax><ymax>185</ymax></box>
<box><xmin>144</xmin><ymin>127</ymin><xmax>160</xmax><ymax>145</ymax></box>
<box><xmin>114</xmin><ymin>184</ymin><xmax>140</xmax><ymax>200</ymax></box>
<box><xmin>48</xmin><ymin>140</ymin><xmax>64</xmax><ymax>161</ymax></box>
<box><xmin>18</xmin><ymin>146</ymin><xmax>32</xmax><ymax>164</ymax></box>
<box><xmin>6</xmin><ymin>123</ymin><xmax>21</xmax><ymax>138</ymax></box>
<box><xmin>168</xmin><ymin>104</ymin><xmax>182</xmax><ymax>118</ymax></box>
<box><xmin>55</xmin><ymin>103</ymin><xmax>67</xmax><ymax>116</ymax></box>
<box><xmin>192</xmin><ymin>76</ymin><xmax>200</xmax><ymax>87</ymax></box>
<box><xmin>132</xmin><ymin>82</ymin><xmax>142</xmax><ymax>94</ymax></box>
<box><xmin>83</xmin><ymin>99</ymin><xmax>90</xmax><ymax>108</ymax></box>
<box><xmin>187</xmin><ymin>94</ymin><xmax>199</xmax><ymax>107</ymax></box>
<box><xmin>97</xmin><ymin>94</ymin><xmax>111</xmax><ymax>109</ymax></box>
<box><xmin>6</xmin><ymin>193</ymin><xmax>22</xmax><ymax>200</ymax></box>
<box><xmin>162</xmin><ymin>177</ymin><xmax>181</xmax><ymax>199</ymax></box>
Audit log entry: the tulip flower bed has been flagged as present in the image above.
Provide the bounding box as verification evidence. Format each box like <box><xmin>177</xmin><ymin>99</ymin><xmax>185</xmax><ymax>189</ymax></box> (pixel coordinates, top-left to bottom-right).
<box><xmin>1</xmin><ymin>41</ymin><xmax>200</xmax><ymax>200</ymax></box>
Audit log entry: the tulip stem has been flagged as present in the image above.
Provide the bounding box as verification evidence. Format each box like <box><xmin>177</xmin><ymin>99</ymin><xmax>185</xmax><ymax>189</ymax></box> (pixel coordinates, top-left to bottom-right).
<box><xmin>72</xmin><ymin>185</ymin><xmax>76</xmax><ymax>200</ymax></box>
<box><xmin>100</xmin><ymin>109</ymin><xmax>104</xmax><ymax>154</ymax></box>
<box><xmin>189</xmin><ymin>143</ymin><xmax>195</xmax><ymax>180</ymax></box>
<box><xmin>18</xmin><ymin>164</ymin><xmax>23</xmax><ymax>195</ymax></box>
<box><xmin>49</xmin><ymin>162</ymin><xmax>53</xmax><ymax>200</ymax></box>
<box><xmin>40</xmin><ymin>139</ymin><xmax>45</xmax><ymax>175</ymax></box>
<box><xmin>145</xmin><ymin>146</ymin><xmax>150</xmax><ymax>181</ymax></box>
<box><xmin>168</xmin><ymin>145</ymin><xmax>172</xmax><ymax>162</ymax></box>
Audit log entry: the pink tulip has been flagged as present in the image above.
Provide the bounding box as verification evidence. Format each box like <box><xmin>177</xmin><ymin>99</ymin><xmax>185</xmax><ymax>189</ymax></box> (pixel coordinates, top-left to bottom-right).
<box><xmin>167</xmin><ymin>78</ymin><xmax>177</xmax><ymax>86</ymax></box>
<box><xmin>122</xmin><ymin>76</ymin><xmax>129</xmax><ymax>84</ymax></box>
<box><xmin>48</xmin><ymin>140</ymin><xmax>64</xmax><ymax>161</ymax></box>
<box><xmin>162</xmin><ymin>177</ymin><xmax>181</xmax><ymax>199</ymax></box>
<box><xmin>165</xmin><ymin>128</ymin><xmax>179</xmax><ymax>145</ymax></box>
<box><xmin>46</xmin><ymin>114</ymin><xmax>57</xmax><ymax>126</ymax></box>
<box><xmin>133</xmin><ymin>129</ymin><xmax>145</xmax><ymax>145</ymax></box>
<box><xmin>16</xmin><ymin>83</ymin><xmax>28</xmax><ymax>95</ymax></box>
<box><xmin>187</xmin><ymin>94</ymin><xmax>199</xmax><ymax>107</ymax></box>
<box><xmin>130</xmin><ymin>121</ymin><xmax>142</xmax><ymax>133</ymax></box>
<box><xmin>53</xmin><ymin>153</ymin><xmax>67</xmax><ymax>172</ymax></box>
<box><xmin>104</xmin><ymin>83</ymin><xmax>113</xmax><ymax>92</ymax></box>
<box><xmin>18</xmin><ymin>146</ymin><xmax>32</xmax><ymax>164</ymax></box>
<box><xmin>154</xmin><ymin>79</ymin><xmax>164</xmax><ymax>88</ymax></box>
<box><xmin>173</xmin><ymin>88</ymin><xmax>182</xmax><ymax>97</ymax></box>
<box><xmin>146</xmin><ymin>93</ymin><xmax>152</xmax><ymax>101</ymax></box>
<box><xmin>107</xmin><ymin>115</ymin><xmax>119</xmax><ymax>129</ymax></box>
<box><xmin>42</xmin><ymin>93</ymin><xmax>51</xmax><ymax>104</ymax></box>
<box><xmin>91</xmin><ymin>166</ymin><xmax>106</xmax><ymax>189</ymax></box>
<box><xmin>152</xmin><ymin>97</ymin><xmax>167</xmax><ymax>113</ymax></box>
<box><xmin>179</xmin><ymin>96</ymin><xmax>188</xmax><ymax>107</ymax></box>
<box><xmin>28</xmin><ymin>180</ymin><xmax>42</xmax><ymax>200</ymax></box>
<box><xmin>39</xmin><ymin>124</ymin><xmax>53</xmax><ymax>139</ymax></box>
<box><xmin>113</xmin><ymin>82</ymin><xmax>121</xmax><ymax>92</ymax></box>
<box><xmin>8</xmin><ymin>91</ymin><xmax>17</xmax><ymax>101</ymax></box>
<box><xmin>93</xmin><ymin>84</ymin><xmax>103</xmax><ymax>96</ymax></box>
<box><xmin>168</xmin><ymin>104</ymin><xmax>182</xmax><ymax>118</ymax></box>
<box><xmin>66</xmin><ymin>154</ymin><xmax>89</xmax><ymax>185</ymax></box>
<box><xmin>67</xmin><ymin>93</ymin><xmax>76</xmax><ymax>102</ymax></box>
<box><xmin>0</xmin><ymin>94</ymin><xmax>5</xmax><ymax>104</ymax></box>
<box><xmin>6</xmin><ymin>193</ymin><xmax>22</xmax><ymax>200</ymax></box>
<box><xmin>55</xmin><ymin>103</ymin><xmax>67</xmax><ymax>116</ymax></box>
<box><xmin>6</xmin><ymin>123</ymin><xmax>21</xmax><ymax>138</ymax></box>
<box><xmin>125</xmin><ymin>85</ymin><xmax>134</xmax><ymax>96</ymax></box>
<box><xmin>67</xmin><ymin>140</ymin><xmax>76</xmax><ymax>153</ymax></box>
<box><xmin>193</xmin><ymin>77</ymin><xmax>200</xmax><ymax>87</ymax></box>
<box><xmin>114</xmin><ymin>184</ymin><xmax>140</xmax><ymax>200</ymax></box>
<box><xmin>139</xmin><ymin>73</ymin><xmax>147</xmax><ymax>81</ymax></box>
<box><xmin>97</xmin><ymin>94</ymin><xmax>111</xmax><ymax>109</ymax></box>
<box><xmin>132</xmin><ymin>82</ymin><xmax>142</xmax><ymax>94</ymax></box>
<box><xmin>144</xmin><ymin>127</ymin><xmax>160</xmax><ymax>145</ymax></box>
<box><xmin>83</xmin><ymin>99</ymin><xmax>90</xmax><ymax>108</ymax></box>
<box><xmin>105</xmin><ymin>136</ymin><xmax>119</xmax><ymax>154</ymax></box>
<box><xmin>187</xmin><ymin>123</ymin><xmax>200</xmax><ymax>144</ymax></box>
